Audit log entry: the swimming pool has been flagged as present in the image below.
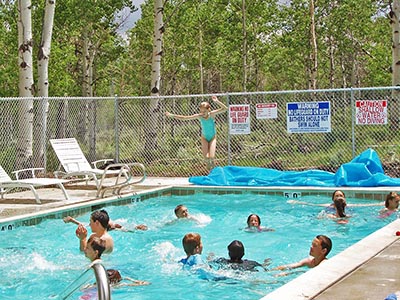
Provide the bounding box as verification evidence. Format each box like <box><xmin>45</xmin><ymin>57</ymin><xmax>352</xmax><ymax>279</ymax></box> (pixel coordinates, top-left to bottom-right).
<box><xmin>0</xmin><ymin>189</ymin><xmax>396</xmax><ymax>300</ymax></box>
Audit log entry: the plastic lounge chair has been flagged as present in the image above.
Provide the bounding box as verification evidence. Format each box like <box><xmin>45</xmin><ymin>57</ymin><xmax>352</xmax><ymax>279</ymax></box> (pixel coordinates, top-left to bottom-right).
<box><xmin>0</xmin><ymin>166</ymin><xmax>70</xmax><ymax>204</ymax></box>
<box><xmin>49</xmin><ymin>138</ymin><xmax>146</xmax><ymax>197</ymax></box>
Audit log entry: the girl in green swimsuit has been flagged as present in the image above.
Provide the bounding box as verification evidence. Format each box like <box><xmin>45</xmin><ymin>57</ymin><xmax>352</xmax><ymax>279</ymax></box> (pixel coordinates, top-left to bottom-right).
<box><xmin>165</xmin><ymin>96</ymin><xmax>228</xmax><ymax>170</ymax></box>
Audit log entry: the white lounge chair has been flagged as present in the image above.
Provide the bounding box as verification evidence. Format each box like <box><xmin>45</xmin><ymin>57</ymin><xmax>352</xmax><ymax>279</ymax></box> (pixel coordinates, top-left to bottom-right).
<box><xmin>49</xmin><ymin>138</ymin><xmax>146</xmax><ymax>197</ymax></box>
<box><xmin>0</xmin><ymin>166</ymin><xmax>70</xmax><ymax>204</ymax></box>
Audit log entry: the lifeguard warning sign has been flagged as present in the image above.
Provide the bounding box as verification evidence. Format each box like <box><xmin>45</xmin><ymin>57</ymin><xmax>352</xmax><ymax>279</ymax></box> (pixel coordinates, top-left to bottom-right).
<box><xmin>355</xmin><ymin>100</ymin><xmax>387</xmax><ymax>125</ymax></box>
<box><xmin>256</xmin><ymin>103</ymin><xmax>278</xmax><ymax>119</ymax></box>
<box><xmin>287</xmin><ymin>101</ymin><xmax>331</xmax><ymax>133</ymax></box>
<box><xmin>229</xmin><ymin>104</ymin><xmax>250</xmax><ymax>134</ymax></box>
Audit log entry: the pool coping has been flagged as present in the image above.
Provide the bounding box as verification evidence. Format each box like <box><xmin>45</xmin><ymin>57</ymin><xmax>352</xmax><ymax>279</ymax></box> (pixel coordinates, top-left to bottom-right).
<box><xmin>0</xmin><ymin>183</ymin><xmax>398</xmax><ymax>300</ymax></box>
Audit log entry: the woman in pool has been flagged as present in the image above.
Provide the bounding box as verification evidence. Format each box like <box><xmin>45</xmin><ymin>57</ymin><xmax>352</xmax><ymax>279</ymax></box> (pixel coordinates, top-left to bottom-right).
<box><xmin>244</xmin><ymin>214</ymin><xmax>275</xmax><ymax>232</ymax></box>
<box><xmin>165</xmin><ymin>95</ymin><xmax>227</xmax><ymax>170</ymax></box>
<box><xmin>379</xmin><ymin>192</ymin><xmax>399</xmax><ymax>218</ymax></box>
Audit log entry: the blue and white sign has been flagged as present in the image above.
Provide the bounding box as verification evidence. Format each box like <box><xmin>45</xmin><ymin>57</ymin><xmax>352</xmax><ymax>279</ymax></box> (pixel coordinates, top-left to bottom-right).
<box><xmin>287</xmin><ymin>101</ymin><xmax>331</xmax><ymax>133</ymax></box>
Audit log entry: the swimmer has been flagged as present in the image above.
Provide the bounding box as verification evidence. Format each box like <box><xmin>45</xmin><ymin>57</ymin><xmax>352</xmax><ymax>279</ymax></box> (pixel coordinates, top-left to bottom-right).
<box><xmin>75</xmin><ymin>209</ymin><xmax>114</xmax><ymax>254</ymax></box>
<box><xmin>83</xmin><ymin>238</ymin><xmax>149</xmax><ymax>288</ymax></box>
<box><xmin>323</xmin><ymin>196</ymin><xmax>350</xmax><ymax>224</ymax></box>
<box><xmin>210</xmin><ymin>240</ymin><xmax>271</xmax><ymax>272</ymax></box>
<box><xmin>165</xmin><ymin>95</ymin><xmax>228</xmax><ymax>170</ymax></box>
<box><xmin>179</xmin><ymin>232</ymin><xmax>204</xmax><ymax>267</ymax></box>
<box><xmin>287</xmin><ymin>190</ymin><xmax>383</xmax><ymax>208</ymax></box>
<box><xmin>272</xmin><ymin>235</ymin><xmax>332</xmax><ymax>271</ymax></box>
<box><xmin>164</xmin><ymin>204</ymin><xmax>203</xmax><ymax>225</ymax></box>
<box><xmin>244</xmin><ymin>214</ymin><xmax>274</xmax><ymax>232</ymax></box>
<box><xmin>379</xmin><ymin>192</ymin><xmax>400</xmax><ymax>218</ymax></box>
<box><xmin>64</xmin><ymin>214</ymin><xmax>148</xmax><ymax>232</ymax></box>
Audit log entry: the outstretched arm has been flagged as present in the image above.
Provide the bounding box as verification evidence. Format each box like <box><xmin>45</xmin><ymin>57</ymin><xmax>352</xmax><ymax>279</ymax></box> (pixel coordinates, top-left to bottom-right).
<box><xmin>165</xmin><ymin>111</ymin><xmax>200</xmax><ymax>121</ymax></box>
<box><xmin>210</xmin><ymin>96</ymin><xmax>228</xmax><ymax>115</ymax></box>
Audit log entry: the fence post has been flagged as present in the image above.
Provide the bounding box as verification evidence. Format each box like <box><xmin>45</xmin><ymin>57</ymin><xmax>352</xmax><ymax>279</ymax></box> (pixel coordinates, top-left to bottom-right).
<box><xmin>114</xmin><ymin>94</ymin><xmax>120</xmax><ymax>163</ymax></box>
<box><xmin>351</xmin><ymin>87</ymin><xmax>355</xmax><ymax>158</ymax></box>
<box><xmin>227</xmin><ymin>93</ymin><xmax>231</xmax><ymax>165</ymax></box>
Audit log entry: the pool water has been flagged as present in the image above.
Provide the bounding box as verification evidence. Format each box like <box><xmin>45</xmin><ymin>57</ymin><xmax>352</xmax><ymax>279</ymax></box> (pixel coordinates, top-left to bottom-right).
<box><xmin>0</xmin><ymin>192</ymin><xmax>396</xmax><ymax>300</ymax></box>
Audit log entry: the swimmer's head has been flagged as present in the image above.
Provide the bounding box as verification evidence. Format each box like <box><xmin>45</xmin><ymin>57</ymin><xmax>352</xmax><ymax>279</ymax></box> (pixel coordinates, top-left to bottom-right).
<box><xmin>247</xmin><ymin>214</ymin><xmax>261</xmax><ymax>227</ymax></box>
<box><xmin>385</xmin><ymin>192</ymin><xmax>400</xmax><ymax>209</ymax></box>
<box><xmin>333</xmin><ymin>197</ymin><xmax>347</xmax><ymax>218</ymax></box>
<box><xmin>228</xmin><ymin>240</ymin><xmax>244</xmax><ymax>262</ymax></box>
<box><xmin>85</xmin><ymin>236</ymin><xmax>106</xmax><ymax>261</ymax></box>
<box><xmin>182</xmin><ymin>232</ymin><xmax>202</xmax><ymax>255</ymax></box>
<box><xmin>175</xmin><ymin>204</ymin><xmax>189</xmax><ymax>218</ymax></box>
<box><xmin>107</xmin><ymin>269</ymin><xmax>122</xmax><ymax>284</ymax></box>
<box><xmin>332</xmin><ymin>190</ymin><xmax>345</xmax><ymax>201</ymax></box>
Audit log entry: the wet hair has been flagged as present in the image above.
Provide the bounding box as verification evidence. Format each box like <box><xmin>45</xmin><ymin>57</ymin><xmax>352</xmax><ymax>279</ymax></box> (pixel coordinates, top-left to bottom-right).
<box><xmin>174</xmin><ymin>204</ymin><xmax>186</xmax><ymax>217</ymax></box>
<box><xmin>333</xmin><ymin>197</ymin><xmax>347</xmax><ymax>218</ymax></box>
<box><xmin>227</xmin><ymin>240</ymin><xmax>244</xmax><ymax>262</ymax></box>
<box><xmin>316</xmin><ymin>235</ymin><xmax>332</xmax><ymax>256</ymax></box>
<box><xmin>246</xmin><ymin>214</ymin><xmax>261</xmax><ymax>226</ymax></box>
<box><xmin>91</xmin><ymin>210</ymin><xmax>110</xmax><ymax>229</ymax></box>
<box><xmin>331</xmin><ymin>190</ymin><xmax>345</xmax><ymax>201</ymax></box>
<box><xmin>385</xmin><ymin>192</ymin><xmax>398</xmax><ymax>208</ymax></box>
<box><xmin>107</xmin><ymin>269</ymin><xmax>122</xmax><ymax>284</ymax></box>
<box><xmin>182</xmin><ymin>232</ymin><xmax>201</xmax><ymax>255</ymax></box>
<box><xmin>87</xmin><ymin>236</ymin><xmax>106</xmax><ymax>259</ymax></box>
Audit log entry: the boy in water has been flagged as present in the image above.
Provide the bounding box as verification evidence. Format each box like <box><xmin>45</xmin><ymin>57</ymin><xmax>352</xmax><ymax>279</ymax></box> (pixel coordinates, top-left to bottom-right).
<box><xmin>179</xmin><ymin>232</ymin><xmax>204</xmax><ymax>267</ymax></box>
<box><xmin>273</xmin><ymin>235</ymin><xmax>332</xmax><ymax>270</ymax></box>
<box><xmin>76</xmin><ymin>209</ymin><xmax>114</xmax><ymax>254</ymax></box>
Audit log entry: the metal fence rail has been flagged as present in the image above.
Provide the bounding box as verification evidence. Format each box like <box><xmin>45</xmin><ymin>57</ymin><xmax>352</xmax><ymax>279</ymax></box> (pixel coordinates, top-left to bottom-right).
<box><xmin>1</xmin><ymin>87</ymin><xmax>399</xmax><ymax>178</ymax></box>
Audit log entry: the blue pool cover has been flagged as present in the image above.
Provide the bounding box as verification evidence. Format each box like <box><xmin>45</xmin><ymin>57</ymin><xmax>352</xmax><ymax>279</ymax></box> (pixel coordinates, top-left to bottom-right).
<box><xmin>189</xmin><ymin>148</ymin><xmax>400</xmax><ymax>187</ymax></box>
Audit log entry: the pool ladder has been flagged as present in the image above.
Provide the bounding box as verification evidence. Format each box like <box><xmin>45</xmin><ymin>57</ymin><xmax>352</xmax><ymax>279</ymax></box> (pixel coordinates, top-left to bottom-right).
<box><xmin>60</xmin><ymin>259</ymin><xmax>111</xmax><ymax>300</ymax></box>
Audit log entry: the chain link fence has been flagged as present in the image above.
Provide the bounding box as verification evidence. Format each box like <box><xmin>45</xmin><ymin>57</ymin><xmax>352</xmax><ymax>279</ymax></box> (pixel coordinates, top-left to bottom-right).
<box><xmin>1</xmin><ymin>87</ymin><xmax>400</xmax><ymax>178</ymax></box>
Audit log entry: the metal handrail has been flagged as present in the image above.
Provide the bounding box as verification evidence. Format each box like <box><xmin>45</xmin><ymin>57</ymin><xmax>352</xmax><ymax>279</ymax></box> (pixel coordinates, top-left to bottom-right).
<box><xmin>60</xmin><ymin>259</ymin><xmax>111</xmax><ymax>300</ymax></box>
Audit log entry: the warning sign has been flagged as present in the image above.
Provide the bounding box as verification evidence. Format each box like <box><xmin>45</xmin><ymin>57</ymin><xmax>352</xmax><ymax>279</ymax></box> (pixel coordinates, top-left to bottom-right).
<box><xmin>229</xmin><ymin>104</ymin><xmax>250</xmax><ymax>134</ymax></box>
<box><xmin>355</xmin><ymin>100</ymin><xmax>387</xmax><ymax>125</ymax></box>
<box><xmin>287</xmin><ymin>101</ymin><xmax>331</xmax><ymax>133</ymax></box>
<box><xmin>256</xmin><ymin>103</ymin><xmax>278</xmax><ymax>119</ymax></box>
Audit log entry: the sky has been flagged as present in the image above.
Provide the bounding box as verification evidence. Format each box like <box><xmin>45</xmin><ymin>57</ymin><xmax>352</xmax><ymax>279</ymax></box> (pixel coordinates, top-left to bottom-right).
<box><xmin>117</xmin><ymin>0</ymin><xmax>146</xmax><ymax>36</ymax></box>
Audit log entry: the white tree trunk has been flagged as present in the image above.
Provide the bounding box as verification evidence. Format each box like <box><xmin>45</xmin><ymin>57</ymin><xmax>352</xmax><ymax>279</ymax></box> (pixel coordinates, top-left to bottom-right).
<box><xmin>309</xmin><ymin>0</ymin><xmax>318</xmax><ymax>90</ymax></box>
<box><xmin>17</xmin><ymin>0</ymin><xmax>34</xmax><ymax>170</ymax></box>
<box><xmin>145</xmin><ymin>0</ymin><xmax>164</xmax><ymax>160</ymax></box>
<box><xmin>242</xmin><ymin>0</ymin><xmax>247</xmax><ymax>92</ymax></box>
<box><xmin>34</xmin><ymin>0</ymin><xmax>56</xmax><ymax>168</ymax></box>
<box><xmin>391</xmin><ymin>0</ymin><xmax>400</xmax><ymax>129</ymax></box>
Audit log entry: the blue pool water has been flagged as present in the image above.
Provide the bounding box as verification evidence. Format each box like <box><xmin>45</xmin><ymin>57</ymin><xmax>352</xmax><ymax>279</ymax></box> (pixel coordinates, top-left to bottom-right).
<box><xmin>0</xmin><ymin>192</ymin><xmax>396</xmax><ymax>300</ymax></box>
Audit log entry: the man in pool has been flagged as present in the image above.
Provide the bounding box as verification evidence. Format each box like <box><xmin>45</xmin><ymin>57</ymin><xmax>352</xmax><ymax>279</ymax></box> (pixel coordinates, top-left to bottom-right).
<box><xmin>272</xmin><ymin>235</ymin><xmax>332</xmax><ymax>270</ymax></box>
<box><xmin>76</xmin><ymin>209</ymin><xmax>114</xmax><ymax>254</ymax></box>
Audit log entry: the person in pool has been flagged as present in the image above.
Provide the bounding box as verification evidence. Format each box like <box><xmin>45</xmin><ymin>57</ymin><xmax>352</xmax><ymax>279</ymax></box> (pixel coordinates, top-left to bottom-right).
<box><xmin>244</xmin><ymin>214</ymin><xmax>274</xmax><ymax>232</ymax></box>
<box><xmin>210</xmin><ymin>240</ymin><xmax>271</xmax><ymax>271</ymax></box>
<box><xmin>324</xmin><ymin>197</ymin><xmax>350</xmax><ymax>224</ymax></box>
<box><xmin>174</xmin><ymin>204</ymin><xmax>201</xmax><ymax>222</ymax></box>
<box><xmin>379</xmin><ymin>192</ymin><xmax>400</xmax><ymax>218</ymax></box>
<box><xmin>165</xmin><ymin>95</ymin><xmax>227</xmax><ymax>170</ymax></box>
<box><xmin>179</xmin><ymin>232</ymin><xmax>204</xmax><ymax>267</ymax></box>
<box><xmin>84</xmin><ymin>237</ymin><xmax>149</xmax><ymax>287</ymax></box>
<box><xmin>75</xmin><ymin>209</ymin><xmax>114</xmax><ymax>254</ymax></box>
<box><xmin>64</xmin><ymin>214</ymin><xmax>148</xmax><ymax>232</ymax></box>
<box><xmin>272</xmin><ymin>235</ymin><xmax>332</xmax><ymax>270</ymax></box>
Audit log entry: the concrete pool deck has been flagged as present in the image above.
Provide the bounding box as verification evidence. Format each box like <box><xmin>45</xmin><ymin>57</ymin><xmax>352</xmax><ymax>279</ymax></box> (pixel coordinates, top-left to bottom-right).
<box><xmin>0</xmin><ymin>177</ymin><xmax>399</xmax><ymax>300</ymax></box>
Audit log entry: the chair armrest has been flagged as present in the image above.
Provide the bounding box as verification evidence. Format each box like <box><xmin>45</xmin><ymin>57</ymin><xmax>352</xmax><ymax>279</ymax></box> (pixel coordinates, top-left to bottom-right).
<box><xmin>12</xmin><ymin>168</ymin><xmax>45</xmax><ymax>179</ymax></box>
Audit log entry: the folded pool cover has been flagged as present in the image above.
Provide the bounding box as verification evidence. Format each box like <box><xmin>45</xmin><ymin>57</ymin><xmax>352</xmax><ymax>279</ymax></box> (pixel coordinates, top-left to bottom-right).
<box><xmin>189</xmin><ymin>148</ymin><xmax>400</xmax><ymax>187</ymax></box>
